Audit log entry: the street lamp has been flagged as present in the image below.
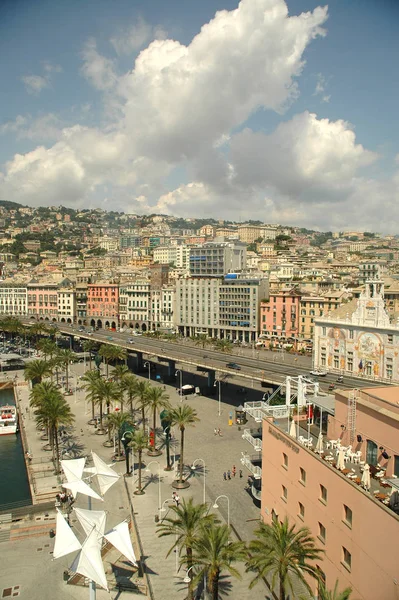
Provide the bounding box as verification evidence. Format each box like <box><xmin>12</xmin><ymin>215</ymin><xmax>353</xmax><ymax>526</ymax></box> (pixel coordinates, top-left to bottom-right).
<box><xmin>160</xmin><ymin>497</ymin><xmax>174</xmax><ymax>514</ymax></box>
<box><xmin>191</xmin><ymin>458</ymin><xmax>206</xmax><ymax>504</ymax></box>
<box><xmin>144</xmin><ymin>361</ymin><xmax>151</xmax><ymax>381</ymax></box>
<box><xmin>183</xmin><ymin>565</ymin><xmax>194</xmax><ymax>583</ymax></box>
<box><xmin>213</xmin><ymin>494</ymin><xmax>230</xmax><ymax>528</ymax></box>
<box><xmin>175</xmin><ymin>369</ymin><xmax>183</xmax><ymax>402</ymax></box>
<box><xmin>145</xmin><ymin>460</ymin><xmax>162</xmax><ymax>519</ymax></box>
<box><xmin>215</xmin><ymin>380</ymin><xmax>222</xmax><ymax>416</ymax></box>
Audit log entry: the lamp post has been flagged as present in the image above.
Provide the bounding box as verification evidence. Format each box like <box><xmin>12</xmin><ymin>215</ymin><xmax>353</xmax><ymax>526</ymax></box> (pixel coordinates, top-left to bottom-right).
<box><xmin>191</xmin><ymin>458</ymin><xmax>206</xmax><ymax>504</ymax></box>
<box><xmin>145</xmin><ymin>460</ymin><xmax>162</xmax><ymax>520</ymax></box>
<box><xmin>175</xmin><ymin>369</ymin><xmax>183</xmax><ymax>402</ymax></box>
<box><xmin>144</xmin><ymin>361</ymin><xmax>151</xmax><ymax>381</ymax></box>
<box><xmin>213</xmin><ymin>494</ymin><xmax>230</xmax><ymax>528</ymax></box>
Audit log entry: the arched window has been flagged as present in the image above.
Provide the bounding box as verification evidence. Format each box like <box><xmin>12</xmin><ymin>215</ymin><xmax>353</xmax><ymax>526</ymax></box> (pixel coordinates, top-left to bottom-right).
<box><xmin>366</xmin><ymin>440</ymin><xmax>378</xmax><ymax>466</ymax></box>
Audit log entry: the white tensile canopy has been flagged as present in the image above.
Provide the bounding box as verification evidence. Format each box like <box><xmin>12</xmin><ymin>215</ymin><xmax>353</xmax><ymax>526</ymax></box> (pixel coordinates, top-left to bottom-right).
<box><xmin>289</xmin><ymin>420</ymin><xmax>296</xmax><ymax>438</ymax></box>
<box><xmin>361</xmin><ymin>463</ymin><xmax>371</xmax><ymax>490</ymax></box>
<box><xmin>70</xmin><ymin>525</ymin><xmax>108</xmax><ymax>591</ymax></box>
<box><xmin>53</xmin><ymin>509</ymin><xmax>82</xmax><ymax>559</ymax></box>
<box><xmin>74</xmin><ymin>508</ymin><xmax>107</xmax><ymax>537</ymax></box>
<box><xmin>104</xmin><ymin>520</ymin><xmax>137</xmax><ymax>566</ymax></box>
<box><xmin>62</xmin><ymin>479</ymin><xmax>103</xmax><ymax>501</ymax></box>
<box><xmin>91</xmin><ymin>452</ymin><xmax>120</xmax><ymax>496</ymax></box>
<box><xmin>61</xmin><ymin>457</ymin><xmax>86</xmax><ymax>483</ymax></box>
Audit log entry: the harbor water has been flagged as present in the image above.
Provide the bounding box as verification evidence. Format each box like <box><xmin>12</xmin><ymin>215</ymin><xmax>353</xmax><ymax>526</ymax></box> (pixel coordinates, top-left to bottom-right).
<box><xmin>0</xmin><ymin>387</ymin><xmax>32</xmax><ymax>510</ymax></box>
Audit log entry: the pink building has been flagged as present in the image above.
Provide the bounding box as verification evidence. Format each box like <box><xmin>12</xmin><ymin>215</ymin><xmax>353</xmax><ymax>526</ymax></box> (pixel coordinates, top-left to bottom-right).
<box><xmin>27</xmin><ymin>281</ymin><xmax>58</xmax><ymax>320</ymax></box>
<box><xmin>259</xmin><ymin>288</ymin><xmax>301</xmax><ymax>342</ymax></box>
<box><xmin>260</xmin><ymin>387</ymin><xmax>399</xmax><ymax>600</ymax></box>
<box><xmin>87</xmin><ymin>282</ymin><xmax>119</xmax><ymax>330</ymax></box>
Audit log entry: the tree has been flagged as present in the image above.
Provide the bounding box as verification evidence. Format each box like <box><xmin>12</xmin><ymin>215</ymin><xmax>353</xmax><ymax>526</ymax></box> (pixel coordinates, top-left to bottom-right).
<box><xmin>30</xmin><ymin>381</ymin><xmax>74</xmax><ymax>473</ymax></box>
<box><xmin>157</xmin><ymin>498</ymin><xmax>215</xmax><ymax>600</ymax></box>
<box><xmin>24</xmin><ymin>359</ymin><xmax>52</xmax><ymax>387</ymax></box>
<box><xmin>192</xmin><ymin>521</ymin><xmax>247</xmax><ymax>600</ymax></box>
<box><xmin>171</xmin><ymin>405</ymin><xmax>199</xmax><ymax>487</ymax></box>
<box><xmin>99</xmin><ymin>344</ymin><xmax>127</xmax><ymax>377</ymax></box>
<box><xmin>120</xmin><ymin>373</ymin><xmax>138</xmax><ymax>415</ymax></box>
<box><xmin>82</xmin><ymin>339</ymin><xmax>97</xmax><ymax>371</ymax></box>
<box><xmin>194</xmin><ymin>335</ymin><xmax>213</xmax><ymax>350</ymax></box>
<box><xmin>129</xmin><ymin>430</ymin><xmax>148</xmax><ymax>495</ymax></box>
<box><xmin>317</xmin><ymin>581</ymin><xmax>353</xmax><ymax>600</ymax></box>
<box><xmin>112</xmin><ymin>364</ymin><xmax>130</xmax><ymax>412</ymax></box>
<box><xmin>106</xmin><ymin>411</ymin><xmax>135</xmax><ymax>457</ymax></box>
<box><xmin>37</xmin><ymin>338</ymin><xmax>58</xmax><ymax>362</ymax></box>
<box><xmin>213</xmin><ymin>339</ymin><xmax>233</xmax><ymax>353</ymax></box>
<box><xmin>144</xmin><ymin>386</ymin><xmax>171</xmax><ymax>455</ymax></box>
<box><xmin>135</xmin><ymin>380</ymin><xmax>151</xmax><ymax>434</ymax></box>
<box><xmin>81</xmin><ymin>369</ymin><xmax>102</xmax><ymax>422</ymax></box>
<box><xmin>94</xmin><ymin>378</ymin><xmax>119</xmax><ymax>440</ymax></box>
<box><xmin>0</xmin><ymin>317</ymin><xmax>24</xmax><ymax>340</ymax></box>
<box><xmin>57</xmin><ymin>349</ymin><xmax>76</xmax><ymax>390</ymax></box>
<box><xmin>246</xmin><ymin>517</ymin><xmax>324</xmax><ymax>600</ymax></box>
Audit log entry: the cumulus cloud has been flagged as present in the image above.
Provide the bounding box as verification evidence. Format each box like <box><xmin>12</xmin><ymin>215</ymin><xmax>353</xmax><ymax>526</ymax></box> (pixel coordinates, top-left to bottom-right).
<box><xmin>81</xmin><ymin>38</ymin><xmax>118</xmax><ymax>91</ymax></box>
<box><xmin>110</xmin><ymin>17</ymin><xmax>167</xmax><ymax>55</ymax></box>
<box><xmin>21</xmin><ymin>62</ymin><xmax>62</xmax><ymax>95</ymax></box>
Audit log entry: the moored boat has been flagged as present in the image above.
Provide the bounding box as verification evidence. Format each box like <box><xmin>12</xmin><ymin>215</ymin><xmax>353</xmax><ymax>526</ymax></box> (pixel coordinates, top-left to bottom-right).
<box><xmin>0</xmin><ymin>405</ymin><xmax>18</xmax><ymax>435</ymax></box>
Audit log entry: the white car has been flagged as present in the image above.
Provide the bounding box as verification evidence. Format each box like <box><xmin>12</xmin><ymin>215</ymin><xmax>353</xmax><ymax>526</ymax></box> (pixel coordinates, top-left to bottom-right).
<box><xmin>310</xmin><ymin>370</ymin><xmax>327</xmax><ymax>377</ymax></box>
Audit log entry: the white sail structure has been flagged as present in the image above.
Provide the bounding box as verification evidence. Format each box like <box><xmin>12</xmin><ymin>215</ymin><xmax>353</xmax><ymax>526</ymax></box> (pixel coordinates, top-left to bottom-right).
<box><xmin>104</xmin><ymin>521</ymin><xmax>137</xmax><ymax>566</ymax></box>
<box><xmin>90</xmin><ymin>452</ymin><xmax>120</xmax><ymax>496</ymax></box>
<box><xmin>74</xmin><ymin>508</ymin><xmax>107</xmax><ymax>537</ymax></box>
<box><xmin>62</xmin><ymin>479</ymin><xmax>103</xmax><ymax>501</ymax></box>
<box><xmin>61</xmin><ymin>457</ymin><xmax>86</xmax><ymax>483</ymax></box>
<box><xmin>53</xmin><ymin>509</ymin><xmax>82</xmax><ymax>559</ymax></box>
<box><xmin>70</xmin><ymin>526</ymin><xmax>108</xmax><ymax>591</ymax></box>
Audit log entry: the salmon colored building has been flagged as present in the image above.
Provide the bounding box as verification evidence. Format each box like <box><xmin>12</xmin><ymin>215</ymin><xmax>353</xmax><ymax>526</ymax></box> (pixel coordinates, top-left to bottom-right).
<box><xmin>87</xmin><ymin>282</ymin><xmax>119</xmax><ymax>330</ymax></box>
<box><xmin>260</xmin><ymin>386</ymin><xmax>399</xmax><ymax>600</ymax></box>
<box><xmin>259</xmin><ymin>288</ymin><xmax>301</xmax><ymax>342</ymax></box>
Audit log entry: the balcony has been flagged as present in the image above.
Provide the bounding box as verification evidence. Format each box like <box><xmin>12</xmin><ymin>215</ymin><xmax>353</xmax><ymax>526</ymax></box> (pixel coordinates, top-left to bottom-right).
<box><xmin>242</xmin><ymin>428</ymin><xmax>262</xmax><ymax>451</ymax></box>
<box><xmin>240</xmin><ymin>452</ymin><xmax>262</xmax><ymax>479</ymax></box>
<box><xmin>244</xmin><ymin>401</ymin><xmax>293</xmax><ymax>422</ymax></box>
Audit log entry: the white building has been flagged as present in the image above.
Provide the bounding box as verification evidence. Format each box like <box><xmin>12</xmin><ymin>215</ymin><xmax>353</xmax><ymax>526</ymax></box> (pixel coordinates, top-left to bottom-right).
<box><xmin>153</xmin><ymin>245</ymin><xmax>190</xmax><ymax>269</ymax></box>
<box><xmin>0</xmin><ymin>282</ymin><xmax>27</xmax><ymax>317</ymax></box>
<box><xmin>119</xmin><ymin>280</ymin><xmax>151</xmax><ymax>331</ymax></box>
<box><xmin>57</xmin><ymin>287</ymin><xmax>76</xmax><ymax>323</ymax></box>
<box><xmin>314</xmin><ymin>280</ymin><xmax>399</xmax><ymax>383</ymax></box>
<box><xmin>149</xmin><ymin>285</ymin><xmax>175</xmax><ymax>332</ymax></box>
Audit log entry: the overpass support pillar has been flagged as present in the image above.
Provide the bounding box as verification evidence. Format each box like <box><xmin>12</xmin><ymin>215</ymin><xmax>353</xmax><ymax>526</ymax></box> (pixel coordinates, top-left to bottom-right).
<box><xmin>207</xmin><ymin>370</ymin><xmax>215</xmax><ymax>388</ymax></box>
<box><xmin>167</xmin><ymin>360</ymin><xmax>176</xmax><ymax>378</ymax></box>
<box><xmin>135</xmin><ymin>352</ymin><xmax>143</xmax><ymax>372</ymax></box>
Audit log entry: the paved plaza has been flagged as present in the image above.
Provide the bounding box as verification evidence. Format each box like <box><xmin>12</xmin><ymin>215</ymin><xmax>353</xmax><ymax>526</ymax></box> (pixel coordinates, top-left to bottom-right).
<box><xmin>0</xmin><ymin>362</ymin><xmax>272</xmax><ymax>600</ymax></box>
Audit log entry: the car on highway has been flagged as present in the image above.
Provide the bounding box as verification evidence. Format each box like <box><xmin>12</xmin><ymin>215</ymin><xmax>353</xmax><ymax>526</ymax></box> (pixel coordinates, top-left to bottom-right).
<box><xmin>226</xmin><ymin>362</ymin><xmax>241</xmax><ymax>370</ymax></box>
<box><xmin>310</xmin><ymin>369</ymin><xmax>327</xmax><ymax>377</ymax></box>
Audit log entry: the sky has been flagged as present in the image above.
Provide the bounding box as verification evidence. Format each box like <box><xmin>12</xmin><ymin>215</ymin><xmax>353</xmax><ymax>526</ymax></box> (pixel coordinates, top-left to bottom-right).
<box><xmin>0</xmin><ymin>0</ymin><xmax>399</xmax><ymax>232</ymax></box>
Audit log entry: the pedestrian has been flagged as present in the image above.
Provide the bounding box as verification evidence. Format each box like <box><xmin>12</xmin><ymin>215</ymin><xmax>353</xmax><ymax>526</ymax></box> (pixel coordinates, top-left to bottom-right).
<box><xmin>227</xmin><ymin>470</ymin><xmax>231</xmax><ymax>480</ymax></box>
<box><xmin>214</xmin><ymin>428</ymin><xmax>218</xmax><ymax>436</ymax></box>
<box><xmin>239</xmin><ymin>470</ymin><xmax>243</xmax><ymax>478</ymax></box>
<box><xmin>232</xmin><ymin>465</ymin><xmax>236</xmax><ymax>477</ymax></box>
<box><xmin>223</xmin><ymin>472</ymin><xmax>227</xmax><ymax>481</ymax></box>
<box><xmin>217</xmin><ymin>428</ymin><xmax>222</xmax><ymax>436</ymax></box>
<box><xmin>174</xmin><ymin>493</ymin><xmax>180</xmax><ymax>507</ymax></box>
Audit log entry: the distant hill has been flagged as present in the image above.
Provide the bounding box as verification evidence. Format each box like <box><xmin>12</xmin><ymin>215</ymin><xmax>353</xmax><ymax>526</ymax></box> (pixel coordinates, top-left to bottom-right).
<box><xmin>0</xmin><ymin>200</ymin><xmax>25</xmax><ymax>210</ymax></box>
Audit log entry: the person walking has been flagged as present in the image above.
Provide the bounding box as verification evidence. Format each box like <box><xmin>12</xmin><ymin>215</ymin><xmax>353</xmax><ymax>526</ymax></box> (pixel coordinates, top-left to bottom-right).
<box><xmin>214</xmin><ymin>428</ymin><xmax>218</xmax><ymax>435</ymax></box>
<box><xmin>223</xmin><ymin>472</ymin><xmax>227</xmax><ymax>481</ymax></box>
<box><xmin>232</xmin><ymin>465</ymin><xmax>236</xmax><ymax>477</ymax></box>
<box><xmin>227</xmin><ymin>470</ymin><xmax>231</xmax><ymax>480</ymax></box>
<box><xmin>239</xmin><ymin>469</ymin><xmax>243</xmax><ymax>478</ymax></box>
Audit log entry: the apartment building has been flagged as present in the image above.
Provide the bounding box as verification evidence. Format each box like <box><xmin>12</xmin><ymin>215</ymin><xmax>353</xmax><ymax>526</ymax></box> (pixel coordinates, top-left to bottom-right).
<box><xmin>153</xmin><ymin>245</ymin><xmax>190</xmax><ymax>269</ymax></box>
<box><xmin>299</xmin><ymin>293</ymin><xmax>342</xmax><ymax>339</ymax></box>
<box><xmin>260</xmin><ymin>386</ymin><xmax>399</xmax><ymax>600</ymax></box>
<box><xmin>27</xmin><ymin>281</ymin><xmax>59</xmax><ymax>320</ymax></box>
<box><xmin>314</xmin><ymin>281</ymin><xmax>399</xmax><ymax>383</ymax></box>
<box><xmin>119</xmin><ymin>280</ymin><xmax>151</xmax><ymax>331</ymax></box>
<box><xmin>189</xmin><ymin>242</ymin><xmax>247</xmax><ymax>277</ymax></box>
<box><xmin>260</xmin><ymin>288</ymin><xmax>301</xmax><ymax>341</ymax></box>
<box><xmin>57</xmin><ymin>285</ymin><xmax>76</xmax><ymax>323</ymax></box>
<box><xmin>0</xmin><ymin>282</ymin><xmax>27</xmax><ymax>317</ymax></box>
<box><xmin>87</xmin><ymin>282</ymin><xmax>119</xmax><ymax>329</ymax></box>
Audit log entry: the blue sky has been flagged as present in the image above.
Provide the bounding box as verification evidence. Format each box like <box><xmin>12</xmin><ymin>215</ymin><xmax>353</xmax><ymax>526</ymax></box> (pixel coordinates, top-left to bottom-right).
<box><xmin>0</xmin><ymin>0</ymin><xmax>398</xmax><ymax>231</ymax></box>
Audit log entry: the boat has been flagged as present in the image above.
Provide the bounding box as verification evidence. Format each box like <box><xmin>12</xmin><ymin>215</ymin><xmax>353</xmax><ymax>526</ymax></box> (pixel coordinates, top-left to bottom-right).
<box><xmin>0</xmin><ymin>405</ymin><xmax>18</xmax><ymax>435</ymax></box>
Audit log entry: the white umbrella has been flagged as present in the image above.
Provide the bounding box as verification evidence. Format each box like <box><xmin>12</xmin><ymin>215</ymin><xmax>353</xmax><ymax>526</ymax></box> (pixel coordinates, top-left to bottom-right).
<box><xmin>361</xmin><ymin>464</ymin><xmax>371</xmax><ymax>490</ymax></box>
<box><xmin>337</xmin><ymin>447</ymin><xmax>345</xmax><ymax>471</ymax></box>
<box><xmin>315</xmin><ymin>433</ymin><xmax>324</xmax><ymax>454</ymax></box>
<box><xmin>289</xmin><ymin>420</ymin><xmax>297</xmax><ymax>438</ymax></box>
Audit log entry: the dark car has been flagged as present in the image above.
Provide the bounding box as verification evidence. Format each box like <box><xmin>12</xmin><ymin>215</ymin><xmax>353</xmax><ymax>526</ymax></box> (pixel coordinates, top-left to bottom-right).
<box><xmin>226</xmin><ymin>362</ymin><xmax>241</xmax><ymax>371</ymax></box>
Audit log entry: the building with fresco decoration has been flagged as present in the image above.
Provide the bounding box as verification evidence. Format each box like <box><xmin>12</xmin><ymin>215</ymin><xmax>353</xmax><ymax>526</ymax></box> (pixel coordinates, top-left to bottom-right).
<box><xmin>314</xmin><ymin>280</ymin><xmax>399</xmax><ymax>383</ymax></box>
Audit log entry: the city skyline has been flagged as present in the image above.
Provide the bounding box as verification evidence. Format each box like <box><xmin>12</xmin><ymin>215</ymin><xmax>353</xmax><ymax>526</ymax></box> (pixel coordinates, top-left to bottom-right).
<box><xmin>1</xmin><ymin>0</ymin><xmax>399</xmax><ymax>231</ymax></box>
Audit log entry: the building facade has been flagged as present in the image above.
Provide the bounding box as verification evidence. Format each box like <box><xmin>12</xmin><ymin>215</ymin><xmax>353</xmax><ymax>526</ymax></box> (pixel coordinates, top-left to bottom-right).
<box><xmin>27</xmin><ymin>281</ymin><xmax>58</xmax><ymax>320</ymax></box>
<box><xmin>0</xmin><ymin>282</ymin><xmax>27</xmax><ymax>317</ymax></box>
<box><xmin>260</xmin><ymin>288</ymin><xmax>301</xmax><ymax>341</ymax></box>
<box><xmin>87</xmin><ymin>282</ymin><xmax>119</xmax><ymax>329</ymax></box>
<box><xmin>119</xmin><ymin>280</ymin><xmax>151</xmax><ymax>331</ymax></box>
<box><xmin>189</xmin><ymin>242</ymin><xmax>247</xmax><ymax>277</ymax></box>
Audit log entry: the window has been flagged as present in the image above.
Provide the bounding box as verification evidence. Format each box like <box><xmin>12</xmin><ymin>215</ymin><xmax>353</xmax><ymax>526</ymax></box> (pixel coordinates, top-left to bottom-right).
<box><xmin>342</xmin><ymin>547</ymin><xmax>352</xmax><ymax>571</ymax></box>
<box><xmin>282</xmin><ymin>485</ymin><xmax>288</xmax><ymax>501</ymax></box>
<box><xmin>343</xmin><ymin>505</ymin><xmax>352</xmax><ymax>527</ymax></box>
<box><xmin>299</xmin><ymin>468</ymin><xmax>306</xmax><ymax>485</ymax></box>
<box><xmin>366</xmin><ymin>440</ymin><xmax>378</xmax><ymax>466</ymax></box>
<box><xmin>388</xmin><ymin>334</ymin><xmax>393</xmax><ymax>343</ymax></box>
<box><xmin>320</xmin><ymin>484</ymin><xmax>327</xmax><ymax>504</ymax></box>
<box><xmin>318</xmin><ymin>522</ymin><xmax>326</xmax><ymax>543</ymax></box>
<box><xmin>349</xmin><ymin>329</ymin><xmax>354</xmax><ymax>339</ymax></box>
<box><xmin>283</xmin><ymin>453</ymin><xmax>288</xmax><ymax>469</ymax></box>
<box><xmin>298</xmin><ymin>502</ymin><xmax>305</xmax><ymax>520</ymax></box>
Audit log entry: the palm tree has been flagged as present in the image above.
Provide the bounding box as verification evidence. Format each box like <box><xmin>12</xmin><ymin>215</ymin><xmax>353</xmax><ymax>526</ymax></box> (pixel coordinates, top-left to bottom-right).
<box><xmin>36</xmin><ymin>338</ymin><xmax>58</xmax><ymax>362</ymax></box>
<box><xmin>135</xmin><ymin>380</ymin><xmax>151</xmax><ymax>433</ymax></box>
<box><xmin>30</xmin><ymin>322</ymin><xmax>51</xmax><ymax>344</ymax></box>
<box><xmin>246</xmin><ymin>517</ymin><xmax>324</xmax><ymax>600</ymax></box>
<box><xmin>145</xmin><ymin>386</ymin><xmax>171</xmax><ymax>455</ymax></box>
<box><xmin>106</xmin><ymin>411</ymin><xmax>135</xmax><ymax>457</ymax></box>
<box><xmin>317</xmin><ymin>581</ymin><xmax>353</xmax><ymax>600</ymax></box>
<box><xmin>0</xmin><ymin>317</ymin><xmax>24</xmax><ymax>340</ymax></box>
<box><xmin>214</xmin><ymin>339</ymin><xmax>233</xmax><ymax>353</ymax></box>
<box><xmin>81</xmin><ymin>369</ymin><xmax>102</xmax><ymax>422</ymax></box>
<box><xmin>129</xmin><ymin>430</ymin><xmax>148</xmax><ymax>494</ymax></box>
<box><xmin>57</xmin><ymin>348</ymin><xmax>76</xmax><ymax>390</ymax></box>
<box><xmin>82</xmin><ymin>339</ymin><xmax>97</xmax><ymax>371</ymax></box>
<box><xmin>112</xmin><ymin>364</ymin><xmax>130</xmax><ymax>411</ymax></box>
<box><xmin>24</xmin><ymin>359</ymin><xmax>52</xmax><ymax>387</ymax></box>
<box><xmin>94</xmin><ymin>378</ymin><xmax>119</xmax><ymax>439</ymax></box>
<box><xmin>30</xmin><ymin>381</ymin><xmax>74</xmax><ymax>473</ymax></box>
<box><xmin>194</xmin><ymin>335</ymin><xmax>212</xmax><ymax>350</ymax></box>
<box><xmin>157</xmin><ymin>498</ymin><xmax>216</xmax><ymax>600</ymax></box>
<box><xmin>171</xmin><ymin>405</ymin><xmax>199</xmax><ymax>489</ymax></box>
<box><xmin>121</xmin><ymin>373</ymin><xmax>138</xmax><ymax>415</ymax></box>
<box><xmin>99</xmin><ymin>344</ymin><xmax>127</xmax><ymax>377</ymax></box>
<box><xmin>191</xmin><ymin>521</ymin><xmax>247</xmax><ymax>600</ymax></box>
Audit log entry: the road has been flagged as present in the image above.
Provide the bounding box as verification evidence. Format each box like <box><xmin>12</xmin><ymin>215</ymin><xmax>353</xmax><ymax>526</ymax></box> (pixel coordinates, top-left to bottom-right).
<box><xmin>22</xmin><ymin>319</ymin><xmax>389</xmax><ymax>392</ymax></box>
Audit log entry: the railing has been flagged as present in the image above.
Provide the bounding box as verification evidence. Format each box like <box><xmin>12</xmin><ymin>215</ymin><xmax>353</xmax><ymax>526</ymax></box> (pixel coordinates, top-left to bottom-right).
<box><xmin>244</xmin><ymin>401</ymin><xmax>294</xmax><ymax>421</ymax></box>
<box><xmin>251</xmin><ymin>484</ymin><xmax>262</xmax><ymax>501</ymax></box>
<box><xmin>242</xmin><ymin>429</ymin><xmax>262</xmax><ymax>451</ymax></box>
<box><xmin>240</xmin><ymin>453</ymin><xmax>262</xmax><ymax>479</ymax></box>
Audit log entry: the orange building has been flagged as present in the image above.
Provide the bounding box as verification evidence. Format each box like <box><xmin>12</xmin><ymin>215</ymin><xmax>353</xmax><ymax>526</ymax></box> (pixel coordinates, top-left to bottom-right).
<box><xmin>87</xmin><ymin>282</ymin><xmax>119</xmax><ymax>330</ymax></box>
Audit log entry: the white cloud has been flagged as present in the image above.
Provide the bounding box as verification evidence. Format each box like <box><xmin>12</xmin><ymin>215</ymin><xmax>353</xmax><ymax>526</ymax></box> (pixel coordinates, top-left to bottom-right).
<box><xmin>0</xmin><ymin>115</ymin><xmax>28</xmax><ymax>135</ymax></box>
<box><xmin>81</xmin><ymin>38</ymin><xmax>118</xmax><ymax>91</ymax></box>
<box><xmin>110</xmin><ymin>17</ymin><xmax>167</xmax><ymax>56</ymax></box>
<box><xmin>21</xmin><ymin>74</ymin><xmax>50</xmax><ymax>95</ymax></box>
<box><xmin>313</xmin><ymin>73</ymin><xmax>330</xmax><ymax>102</ymax></box>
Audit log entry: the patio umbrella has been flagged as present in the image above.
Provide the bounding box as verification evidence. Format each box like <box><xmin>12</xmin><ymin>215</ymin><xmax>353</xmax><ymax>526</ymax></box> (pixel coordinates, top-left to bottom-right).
<box><xmin>289</xmin><ymin>420</ymin><xmax>296</xmax><ymax>438</ymax></box>
<box><xmin>315</xmin><ymin>433</ymin><xmax>324</xmax><ymax>454</ymax></box>
<box><xmin>337</xmin><ymin>447</ymin><xmax>345</xmax><ymax>471</ymax></box>
<box><xmin>361</xmin><ymin>464</ymin><xmax>371</xmax><ymax>491</ymax></box>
